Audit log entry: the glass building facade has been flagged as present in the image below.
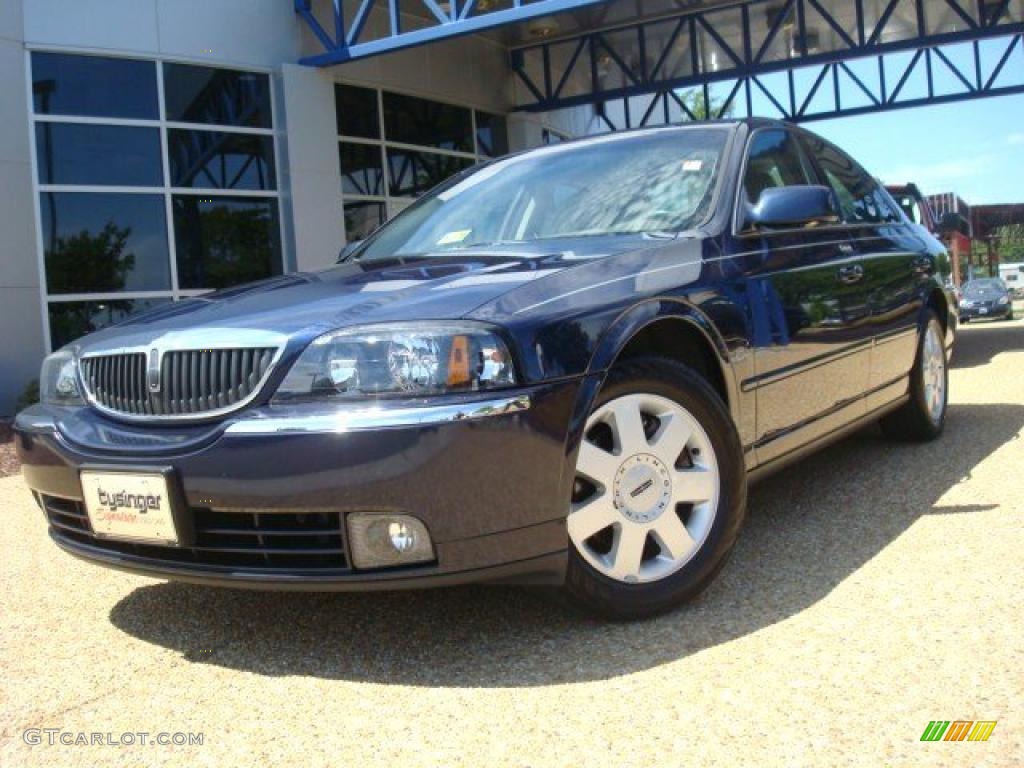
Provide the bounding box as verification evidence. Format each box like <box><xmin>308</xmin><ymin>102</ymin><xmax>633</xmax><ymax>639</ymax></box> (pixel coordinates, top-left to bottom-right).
<box><xmin>31</xmin><ymin>53</ymin><xmax>284</xmax><ymax>349</ymax></box>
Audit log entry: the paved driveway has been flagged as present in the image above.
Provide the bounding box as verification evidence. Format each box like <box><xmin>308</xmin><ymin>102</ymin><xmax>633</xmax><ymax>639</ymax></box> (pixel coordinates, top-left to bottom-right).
<box><xmin>2</xmin><ymin>319</ymin><xmax>1022</xmax><ymax>767</ymax></box>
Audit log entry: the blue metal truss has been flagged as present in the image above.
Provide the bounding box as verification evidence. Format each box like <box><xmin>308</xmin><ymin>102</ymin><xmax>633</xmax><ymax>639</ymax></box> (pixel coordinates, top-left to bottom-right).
<box><xmin>510</xmin><ymin>0</ymin><xmax>1024</xmax><ymax>113</ymax></box>
<box><xmin>295</xmin><ymin>0</ymin><xmax>612</xmax><ymax>65</ymax></box>
<box><xmin>590</xmin><ymin>33</ymin><xmax>1024</xmax><ymax>129</ymax></box>
<box><xmin>293</xmin><ymin>0</ymin><xmax>1024</xmax><ymax>124</ymax></box>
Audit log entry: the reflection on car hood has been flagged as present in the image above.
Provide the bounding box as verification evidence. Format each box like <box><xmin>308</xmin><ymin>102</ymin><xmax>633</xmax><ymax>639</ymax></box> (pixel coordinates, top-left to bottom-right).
<box><xmin>73</xmin><ymin>235</ymin><xmax>661</xmax><ymax>353</ymax></box>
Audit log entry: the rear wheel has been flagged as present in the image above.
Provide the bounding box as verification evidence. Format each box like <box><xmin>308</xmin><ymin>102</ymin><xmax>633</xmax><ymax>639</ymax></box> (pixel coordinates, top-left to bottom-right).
<box><xmin>564</xmin><ymin>358</ymin><xmax>746</xmax><ymax>619</ymax></box>
<box><xmin>880</xmin><ymin>311</ymin><xmax>947</xmax><ymax>442</ymax></box>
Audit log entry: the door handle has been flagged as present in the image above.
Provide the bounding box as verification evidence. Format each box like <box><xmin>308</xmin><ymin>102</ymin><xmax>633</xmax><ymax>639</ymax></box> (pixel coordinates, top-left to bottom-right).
<box><xmin>837</xmin><ymin>264</ymin><xmax>864</xmax><ymax>284</ymax></box>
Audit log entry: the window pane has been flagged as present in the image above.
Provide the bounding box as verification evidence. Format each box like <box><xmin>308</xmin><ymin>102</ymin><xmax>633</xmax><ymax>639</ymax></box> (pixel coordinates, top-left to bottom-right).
<box><xmin>35</xmin><ymin>124</ymin><xmax>162</xmax><ymax>187</ymax></box>
<box><xmin>164</xmin><ymin>64</ymin><xmax>271</xmax><ymax>128</ymax></box>
<box><xmin>743</xmin><ymin>129</ymin><xmax>813</xmax><ymax>203</ymax></box>
<box><xmin>344</xmin><ymin>201</ymin><xmax>386</xmax><ymax>241</ymax></box>
<box><xmin>31</xmin><ymin>52</ymin><xmax>158</xmax><ymax>119</ymax></box>
<box><xmin>41</xmin><ymin>192</ymin><xmax>171</xmax><ymax>294</ymax></box>
<box><xmin>49</xmin><ymin>298</ymin><xmax>170</xmax><ymax>350</ymax></box>
<box><xmin>802</xmin><ymin>135</ymin><xmax>899</xmax><ymax>224</ymax></box>
<box><xmin>173</xmin><ymin>196</ymin><xmax>282</xmax><ymax>290</ymax></box>
<box><xmin>335</xmin><ymin>84</ymin><xmax>380</xmax><ymax>139</ymax></box>
<box><xmin>340</xmin><ymin>143</ymin><xmax>384</xmax><ymax>195</ymax></box>
<box><xmin>168</xmin><ymin>130</ymin><xmax>276</xmax><ymax>190</ymax></box>
<box><xmin>387</xmin><ymin>148</ymin><xmax>473</xmax><ymax>197</ymax></box>
<box><xmin>383</xmin><ymin>92</ymin><xmax>473</xmax><ymax>152</ymax></box>
<box><xmin>475</xmin><ymin>112</ymin><xmax>508</xmax><ymax>157</ymax></box>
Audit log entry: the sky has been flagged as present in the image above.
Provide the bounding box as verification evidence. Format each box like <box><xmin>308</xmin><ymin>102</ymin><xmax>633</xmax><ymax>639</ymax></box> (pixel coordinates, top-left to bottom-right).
<box><xmin>810</xmin><ymin>94</ymin><xmax>1024</xmax><ymax>206</ymax></box>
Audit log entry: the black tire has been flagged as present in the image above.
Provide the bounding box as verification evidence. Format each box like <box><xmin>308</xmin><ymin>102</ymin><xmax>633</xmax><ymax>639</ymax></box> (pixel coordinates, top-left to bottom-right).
<box><xmin>879</xmin><ymin>311</ymin><xmax>948</xmax><ymax>442</ymax></box>
<box><xmin>564</xmin><ymin>357</ymin><xmax>747</xmax><ymax>620</ymax></box>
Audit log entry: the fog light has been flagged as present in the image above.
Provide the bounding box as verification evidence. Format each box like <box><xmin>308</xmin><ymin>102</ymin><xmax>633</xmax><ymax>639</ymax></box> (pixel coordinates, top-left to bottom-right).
<box><xmin>347</xmin><ymin>512</ymin><xmax>435</xmax><ymax>569</ymax></box>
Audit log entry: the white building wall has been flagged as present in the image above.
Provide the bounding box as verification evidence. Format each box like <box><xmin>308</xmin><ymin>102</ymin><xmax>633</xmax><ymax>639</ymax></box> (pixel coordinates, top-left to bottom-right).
<box><xmin>0</xmin><ymin>1</ymin><xmax>45</xmax><ymax>416</ymax></box>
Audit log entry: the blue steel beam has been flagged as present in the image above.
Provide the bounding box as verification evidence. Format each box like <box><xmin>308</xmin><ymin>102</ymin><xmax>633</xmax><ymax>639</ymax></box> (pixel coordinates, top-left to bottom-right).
<box><xmin>588</xmin><ymin>34</ymin><xmax>1024</xmax><ymax>130</ymax></box>
<box><xmin>510</xmin><ymin>0</ymin><xmax>1024</xmax><ymax>111</ymax></box>
<box><xmin>295</xmin><ymin>0</ymin><xmax>615</xmax><ymax>66</ymax></box>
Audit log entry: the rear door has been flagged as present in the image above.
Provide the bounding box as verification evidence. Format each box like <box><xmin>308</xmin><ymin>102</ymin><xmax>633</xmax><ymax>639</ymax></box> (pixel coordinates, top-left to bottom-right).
<box><xmin>730</xmin><ymin>128</ymin><xmax>872</xmax><ymax>464</ymax></box>
<box><xmin>799</xmin><ymin>133</ymin><xmax>921</xmax><ymax>407</ymax></box>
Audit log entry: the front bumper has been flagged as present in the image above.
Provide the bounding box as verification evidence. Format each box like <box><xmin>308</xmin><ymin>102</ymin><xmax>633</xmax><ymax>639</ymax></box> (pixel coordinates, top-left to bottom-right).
<box><xmin>15</xmin><ymin>381</ymin><xmax>586</xmax><ymax>589</ymax></box>
<box><xmin>959</xmin><ymin>303</ymin><xmax>1011</xmax><ymax>319</ymax></box>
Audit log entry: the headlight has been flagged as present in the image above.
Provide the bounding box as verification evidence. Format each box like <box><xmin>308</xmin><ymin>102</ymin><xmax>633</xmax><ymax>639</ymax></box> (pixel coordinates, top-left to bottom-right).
<box><xmin>40</xmin><ymin>350</ymin><xmax>85</xmax><ymax>406</ymax></box>
<box><xmin>275</xmin><ymin>322</ymin><xmax>516</xmax><ymax>400</ymax></box>
<box><xmin>998</xmin><ymin>295</ymin><xmax>1009</xmax><ymax>305</ymax></box>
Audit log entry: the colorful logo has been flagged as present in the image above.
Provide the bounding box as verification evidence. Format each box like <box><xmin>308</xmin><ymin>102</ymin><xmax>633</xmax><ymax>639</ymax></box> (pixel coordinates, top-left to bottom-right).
<box><xmin>920</xmin><ymin>721</ymin><xmax>997</xmax><ymax>742</ymax></box>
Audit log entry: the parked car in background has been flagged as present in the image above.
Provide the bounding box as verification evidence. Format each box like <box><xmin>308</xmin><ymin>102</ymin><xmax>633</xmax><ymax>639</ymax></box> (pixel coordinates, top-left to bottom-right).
<box><xmin>998</xmin><ymin>262</ymin><xmax>1024</xmax><ymax>299</ymax></box>
<box><xmin>15</xmin><ymin>119</ymin><xmax>956</xmax><ymax>619</ymax></box>
<box><xmin>959</xmin><ymin>278</ymin><xmax>1014</xmax><ymax>322</ymax></box>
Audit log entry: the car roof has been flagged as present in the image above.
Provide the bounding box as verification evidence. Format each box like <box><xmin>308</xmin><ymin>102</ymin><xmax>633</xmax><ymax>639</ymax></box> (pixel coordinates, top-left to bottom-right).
<box><xmin>526</xmin><ymin>117</ymin><xmax>794</xmax><ymax>151</ymax></box>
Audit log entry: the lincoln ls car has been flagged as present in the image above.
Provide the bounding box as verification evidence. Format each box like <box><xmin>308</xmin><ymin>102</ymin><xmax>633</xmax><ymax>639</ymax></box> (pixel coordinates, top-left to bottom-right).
<box><xmin>16</xmin><ymin>119</ymin><xmax>955</xmax><ymax>618</ymax></box>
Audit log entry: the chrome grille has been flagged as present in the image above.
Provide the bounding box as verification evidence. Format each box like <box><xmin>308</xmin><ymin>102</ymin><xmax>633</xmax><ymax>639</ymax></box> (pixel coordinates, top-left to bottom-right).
<box><xmin>80</xmin><ymin>348</ymin><xmax>277</xmax><ymax>418</ymax></box>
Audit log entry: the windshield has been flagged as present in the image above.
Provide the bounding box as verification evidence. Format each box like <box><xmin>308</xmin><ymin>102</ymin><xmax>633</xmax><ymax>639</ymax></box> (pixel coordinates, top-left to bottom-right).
<box><xmin>964</xmin><ymin>279</ymin><xmax>1006</xmax><ymax>295</ymax></box>
<box><xmin>355</xmin><ymin>127</ymin><xmax>729</xmax><ymax>261</ymax></box>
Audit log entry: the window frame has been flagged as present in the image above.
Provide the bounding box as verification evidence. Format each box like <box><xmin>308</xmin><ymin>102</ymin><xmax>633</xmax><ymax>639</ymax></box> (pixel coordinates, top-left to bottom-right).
<box><xmin>795</xmin><ymin>128</ymin><xmax>903</xmax><ymax>229</ymax></box>
<box><xmin>336</xmin><ymin>82</ymin><xmax>506</xmax><ymax>243</ymax></box>
<box><xmin>732</xmin><ymin>125</ymin><xmax>905</xmax><ymax>239</ymax></box>
<box><xmin>26</xmin><ymin>47</ymin><xmax>286</xmax><ymax>352</ymax></box>
<box><xmin>731</xmin><ymin>125</ymin><xmax>824</xmax><ymax>239</ymax></box>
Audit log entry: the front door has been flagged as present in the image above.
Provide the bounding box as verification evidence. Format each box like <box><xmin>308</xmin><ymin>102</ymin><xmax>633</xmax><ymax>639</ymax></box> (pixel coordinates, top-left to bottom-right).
<box><xmin>727</xmin><ymin>128</ymin><xmax>872</xmax><ymax>464</ymax></box>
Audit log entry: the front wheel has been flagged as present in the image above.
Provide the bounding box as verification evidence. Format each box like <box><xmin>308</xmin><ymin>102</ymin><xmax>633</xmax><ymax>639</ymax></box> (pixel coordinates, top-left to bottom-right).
<box><xmin>880</xmin><ymin>311</ymin><xmax>948</xmax><ymax>442</ymax></box>
<box><xmin>563</xmin><ymin>358</ymin><xmax>747</xmax><ymax>619</ymax></box>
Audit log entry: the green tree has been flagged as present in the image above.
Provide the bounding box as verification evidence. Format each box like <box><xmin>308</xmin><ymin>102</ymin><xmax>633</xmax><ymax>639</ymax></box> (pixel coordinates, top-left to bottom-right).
<box><xmin>676</xmin><ymin>88</ymin><xmax>737</xmax><ymax>121</ymax></box>
<box><xmin>993</xmin><ymin>223</ymin><xmax>1024</xmax><ymax>264</ymax></box>
<box><xmin>45</xmin><ymin>222</ymin><xmax>136</xmax><ymax>346</ymax></box>
<box><xmin>46</xmin><ymin>222</ymin><xmax>135</xmax><ymax>294</ymax></box>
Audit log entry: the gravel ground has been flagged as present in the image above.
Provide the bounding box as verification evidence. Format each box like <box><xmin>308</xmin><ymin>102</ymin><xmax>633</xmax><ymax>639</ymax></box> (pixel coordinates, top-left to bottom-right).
<box><xmin>1</xmin><ymin>318</ymin><xmax>1022</xmax><ymax>768</ymax></box>
<box><xmin>0</xmin><ymin>423</ymin><xmax>18</xmax><ymax>478</ymax></box>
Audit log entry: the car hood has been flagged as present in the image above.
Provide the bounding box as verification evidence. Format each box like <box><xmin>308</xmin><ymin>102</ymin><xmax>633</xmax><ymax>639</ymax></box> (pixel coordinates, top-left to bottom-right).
<box><xmin>73</xmin><ymin>235</ymin><xmax>664</xmax><ymax>354</ymax></box>
<box><xmin>963</xmin><ymin>290</ymin><xmax>1005</xmax><ymax>301</ymax></box>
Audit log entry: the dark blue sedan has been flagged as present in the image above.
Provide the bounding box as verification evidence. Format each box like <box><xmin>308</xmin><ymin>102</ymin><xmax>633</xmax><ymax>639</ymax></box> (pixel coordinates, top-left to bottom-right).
<box><xmin>16</xmin><ymin>119</ymin><xmax>955</xmax><ymax>618</ymax></box>
<box><xmin>958</xmin><ymin>278</ymin><xmax>1014</xmax><ymax>322</ymax></box>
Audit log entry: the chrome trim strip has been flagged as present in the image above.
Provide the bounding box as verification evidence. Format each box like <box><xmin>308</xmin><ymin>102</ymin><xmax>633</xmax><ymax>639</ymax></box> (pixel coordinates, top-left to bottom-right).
<box><xmin>224</xmin><ymin>395</ymin><xmax>532</xmax><ymax>436</ymax></box>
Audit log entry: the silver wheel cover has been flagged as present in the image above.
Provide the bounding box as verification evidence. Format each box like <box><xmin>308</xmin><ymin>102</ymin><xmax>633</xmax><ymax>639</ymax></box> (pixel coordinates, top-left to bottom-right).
<box><xmin>923</xmin><ymin>321</ymin><xmax>946</xmax><ymax>425</ymax></box>
<box><xmin>568</xmin><ymin>393</ymin><xmax>721</xmax><ymax>584</ymax></box>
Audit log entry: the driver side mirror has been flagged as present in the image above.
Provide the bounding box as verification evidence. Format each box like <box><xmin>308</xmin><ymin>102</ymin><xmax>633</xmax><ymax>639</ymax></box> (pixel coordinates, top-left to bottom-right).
<box><xmin>337</xmin><ymin>240</ymin><xmax>363</xmax><ymax>263</ymax></box>
<box><xmin>743</xmin><ymin>185</ymin><xmax>839</xmax><ymax>233</ymax></box>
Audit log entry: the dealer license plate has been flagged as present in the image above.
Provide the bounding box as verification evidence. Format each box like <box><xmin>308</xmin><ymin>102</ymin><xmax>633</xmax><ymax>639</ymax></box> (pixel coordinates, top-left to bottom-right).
<box><xmin>81</xmin><ymin>471</ymin><xmax>178</xmax><ymax>544</ymax></box>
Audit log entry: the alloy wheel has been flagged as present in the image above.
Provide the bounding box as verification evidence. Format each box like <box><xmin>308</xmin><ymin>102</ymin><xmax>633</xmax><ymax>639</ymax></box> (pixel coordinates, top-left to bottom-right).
<box><xmin>568</xmin><ymin>393</ymin><xmax>720</xmax><ymax>584</ymax></box>
<box><xmin>923</xmin><ymin>322</ymin><xmax>946</xmax><ymax>425</ymax></box>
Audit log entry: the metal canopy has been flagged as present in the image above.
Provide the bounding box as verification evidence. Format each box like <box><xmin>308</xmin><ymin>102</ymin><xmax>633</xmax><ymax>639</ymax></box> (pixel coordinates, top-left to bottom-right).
<box><xmin>511</xmin><ymin>0</ymin><xmax>1024</xmax><ymax>123</ymax></box>
<box><xmin>295</xmin><ymin>0</ymin><xmax>1024</xmax><ymax>124</ymax></box>
<box><xmin>294</xmin><ymin>0</ymin><xmax>614</xmax><ymax>65</ymax></box>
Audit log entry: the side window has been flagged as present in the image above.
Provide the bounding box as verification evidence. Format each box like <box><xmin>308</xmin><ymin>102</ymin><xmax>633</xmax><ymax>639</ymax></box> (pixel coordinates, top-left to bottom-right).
<box><xmin>802</xmin><ymin>135</ymin><xmax>900</xmax><ymax>225</ymax></box>
<box><xmin>742</xmin><ymin>129</ymin><xmax>814</xmax><ymax>204</ymax></box>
